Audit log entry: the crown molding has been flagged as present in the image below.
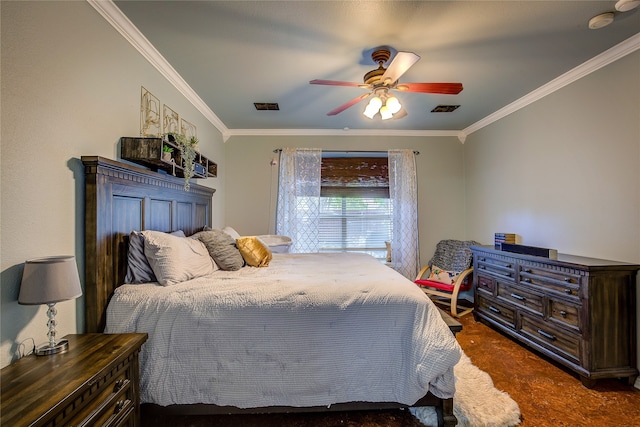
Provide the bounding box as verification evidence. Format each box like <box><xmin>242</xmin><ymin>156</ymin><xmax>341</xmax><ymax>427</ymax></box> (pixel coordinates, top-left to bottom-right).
<box><xmin>223</xmin><ymin>128</ymin><xmax>462</xmax><ymax>142</ymax></box>
<box><xmin>87</xmin><ymin>0</ymin><xmax>228</xmax><ymax>135</ymax></box>
<box><xmin>463</xmin><ymin>32</ymin><xmax>640</xmax><ymax>136</ymax></box>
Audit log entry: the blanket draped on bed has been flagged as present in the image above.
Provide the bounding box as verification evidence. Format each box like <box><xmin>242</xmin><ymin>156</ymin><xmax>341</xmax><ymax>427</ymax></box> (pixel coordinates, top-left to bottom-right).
<box><xmin>105</xmin><ymin>253</ymin><xmax>462</xmax><ymax>408</ymax></box>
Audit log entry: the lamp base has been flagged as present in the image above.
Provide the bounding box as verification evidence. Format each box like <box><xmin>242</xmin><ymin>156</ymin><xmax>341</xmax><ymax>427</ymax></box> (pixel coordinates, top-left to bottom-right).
<box><xmin>35</xmin><ymin>338</ymin><xmax>69</xmax><ymax>356</ymax></box>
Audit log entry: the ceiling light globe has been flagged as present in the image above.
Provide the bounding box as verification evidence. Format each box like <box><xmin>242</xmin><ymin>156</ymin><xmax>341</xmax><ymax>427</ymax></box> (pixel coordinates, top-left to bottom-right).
<box><xmin>386</xmin><ymin>97</ymin><xmax>401</xmax><ymax>114</ymax></box>
<box><xmin>368</xmin><ymin>96</ymin><xmax>382</xmax><ymax>110</ymax></box>
<box><xmin>363</xmin><ymin>106</ymin><xmax>377</xmax><ymax>119</ymax></box>
<box><xmin>380</xmin><ymin>106</ymin><xmax>392</xmax><ymax>120</ymax></box>
<box><xmin>615</xmin><ymin>0</ymin><xmax>640</xmax><ymax>12</ymax></box>
<box><xmin>588</xmin><ymin>12</ymin><xmax>614</xmax><ymax>29</ymax></box>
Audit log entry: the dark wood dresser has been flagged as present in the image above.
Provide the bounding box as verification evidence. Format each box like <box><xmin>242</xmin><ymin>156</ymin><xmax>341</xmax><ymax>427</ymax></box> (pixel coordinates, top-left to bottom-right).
<box><xmin>1</xmin><ymin>333</ymin><xmax>147</xmax><ymax>427</ymax></box>
<box><xmin>471</xmin><ymin>245</ymin><xmax>639</xmax><ymax>387</ymax></box>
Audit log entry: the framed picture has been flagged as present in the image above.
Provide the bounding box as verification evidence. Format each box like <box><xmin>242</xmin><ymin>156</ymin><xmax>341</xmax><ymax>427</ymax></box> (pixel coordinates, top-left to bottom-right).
<box><xmin>163</xmin><ymin>104</ymin><xmax>180</xmax><ymax>135</ymax></box>
<box><xmin>140</xmin><ymin>86</ymin><xmax>161</xmax><ymax>137</ymax></box>
<box><xmin>181</xmin><ymin>118</ymin><xmax>197</xmax><ymax>140</ymax></box>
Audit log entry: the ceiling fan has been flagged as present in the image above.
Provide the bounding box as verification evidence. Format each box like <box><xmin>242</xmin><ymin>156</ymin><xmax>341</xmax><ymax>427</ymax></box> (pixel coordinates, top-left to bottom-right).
<box><xmin>310</xmin><ymin>47</ymin><xmax>463</xmax><ymax>120</ymax></box>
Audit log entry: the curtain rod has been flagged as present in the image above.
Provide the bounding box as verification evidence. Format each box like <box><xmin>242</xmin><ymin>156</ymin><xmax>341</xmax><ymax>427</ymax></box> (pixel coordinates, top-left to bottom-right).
<box><xmin>273</xmin><ymin>149</ymin><xmax>419</xmax><ymax>155</ymax></box>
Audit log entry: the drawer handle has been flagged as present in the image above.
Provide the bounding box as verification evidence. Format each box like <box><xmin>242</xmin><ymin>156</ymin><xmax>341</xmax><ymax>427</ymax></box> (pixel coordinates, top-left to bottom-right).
<box><xmin>537</xmin><ymin>329</ymin><xmax>556</xmax><ymax>341</ymax></box>
<box><xmin>523</xmin><ymin>278</ymin><xmax>532</xmax><ymax>283</ymax></box>
<box><xmin>559</xmin><ymin>310</ymin><xmax>567</xmax><ymax>318</ymax></box>
<box><xmin>564</xmin><ymin>277</ymin><xmax>571</xmax><ymax>283</ymax></box>
<box><xmin>113</xmin><ymin>379</ymin><xmax>127</xmax><ymax>393</ymax></box>
<box><xmin>114</xmin><ymin>400</ymin><xmax>127</xmax><ymax>414</ymax></box>
<box><xmin>503</xmin><ymin>272</ymin><xmax>512</xmax><ymax>277</ymax></box>
<box><xmin>524</xmin><ymin>269</ymin><xmax>532</xmax><ymax>273</ymax></box>
<box><xmin>505</xmin><ymin>264</ymin><xmax>512</xmax><ymax>268</ymax></box>
<box><xmin>489</xmin><ymin>305</ymin><xmax>501</xmax><ymax>314</ymax></box>
<box><xmin>510</xmin><ymin>293</ymin><xmax>525</xmax><ymax>301</ymax></box>
<box><xmin>564</xmin><ymin>289</ymin><xmax>573</xmax><ymax>295</ymax></box>
<box><xmin>480</xmin><ymin>266</ymin><xmax>486</xmax><ymax>270</ymax></box>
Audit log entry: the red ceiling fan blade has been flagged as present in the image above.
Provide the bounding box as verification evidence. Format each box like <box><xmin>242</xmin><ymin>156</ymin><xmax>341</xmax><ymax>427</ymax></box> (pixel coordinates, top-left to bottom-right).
<box><xmin>310</xmin><ymin>79</ymin><xmax>365</xmax><ymax>88</ymax></box>
<box><xmin>326</xmin><ymin>93</ymin><xmax>370</xmax><ymax>116</ymax></box>
<box><xmin>396</xmin><ymin>82</ymin><xmax>463</xmax><ymax>94</ymax></box>
<box><xmin>381</xmin><ymin>51</ymin><xmax>420</xmax><ymax>84</ymax></box>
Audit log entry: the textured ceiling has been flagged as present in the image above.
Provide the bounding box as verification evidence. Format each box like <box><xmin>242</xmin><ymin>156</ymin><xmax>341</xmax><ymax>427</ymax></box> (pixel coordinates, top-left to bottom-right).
<box><xmin>111</xmin><ymin>1</ymin><xmax>640</xmax><ymax>134</ymax></box>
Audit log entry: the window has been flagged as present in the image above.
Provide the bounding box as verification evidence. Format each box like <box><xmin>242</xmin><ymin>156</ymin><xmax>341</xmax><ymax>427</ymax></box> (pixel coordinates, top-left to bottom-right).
<box><xmin>318</xmin><ymin>156</ymin><xmax>391</xmax><ymax>260</ymax></box>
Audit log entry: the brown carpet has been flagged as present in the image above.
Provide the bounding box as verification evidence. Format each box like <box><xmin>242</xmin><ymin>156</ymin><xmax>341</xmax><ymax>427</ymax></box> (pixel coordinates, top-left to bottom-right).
<box><xmin>141</xmin><ymin>313</ymin><xmax>640</xmax><ymax>427</ymax></box>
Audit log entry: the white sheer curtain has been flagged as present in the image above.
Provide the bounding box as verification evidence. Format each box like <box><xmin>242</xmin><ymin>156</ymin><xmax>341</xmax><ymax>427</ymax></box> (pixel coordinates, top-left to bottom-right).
<box><xmin>275</xmin><ymin>148</ymin><xmax>322</xmax><ymax>253</ymax></box>
<box><xmin>388</xmin><ymin>149</ymin><xmax>420</xmax><ymax>280</ymax></box>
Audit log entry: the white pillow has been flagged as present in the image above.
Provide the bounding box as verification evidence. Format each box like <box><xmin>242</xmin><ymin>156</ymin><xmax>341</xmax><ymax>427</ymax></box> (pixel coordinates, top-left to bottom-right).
<box><xmin>142</xmin><ymin>230</ymin><xmax>216</xmax><ymax>286</ymax></box>
<box><xmin>222</xmin><ymin>226</ymin><xmax>241</xmax><ymax>240</ymax></box>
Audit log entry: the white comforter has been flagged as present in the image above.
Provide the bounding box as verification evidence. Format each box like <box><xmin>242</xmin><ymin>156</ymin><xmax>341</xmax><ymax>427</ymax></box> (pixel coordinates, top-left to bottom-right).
<box><xmin>105</xmin><ymin>252</ymin><xmax>462</xmax><ymax>408</ymax></box>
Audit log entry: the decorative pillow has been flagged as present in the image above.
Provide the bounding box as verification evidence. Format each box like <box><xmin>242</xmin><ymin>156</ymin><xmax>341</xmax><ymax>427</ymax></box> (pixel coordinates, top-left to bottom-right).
<box><xmin>427</xmin><ymin>265</ymin><xmax>460</xmax><ymax>285</ymax></box>
<box><xmin>142</xmin><ymin>230</ymin><xmax>216</xmax><ymax>286</ymax></box>
<box><xmin>124</xmin><ymin>231</ymin><xmax>157</xmax><ymax>284</ymax></box>
<box><xmin>193</xmin><ymin>229</ymin><xmax>245</xmax><ymax>271</ymax></box>
<box><xmin>124</xmin><ymin>230</ymin><xmax>186</xmax><ymax>284</ymax></box>
<box><xmin>236</xmin><ymin>236</ymin><xmax>272</xmax><ymax>267</ymax></box>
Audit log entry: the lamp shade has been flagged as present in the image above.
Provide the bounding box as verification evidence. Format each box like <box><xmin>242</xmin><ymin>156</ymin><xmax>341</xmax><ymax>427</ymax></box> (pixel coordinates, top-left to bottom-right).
<box><xmin>19</xmin><ymin>256</ymin><xmax>82</xmax><ymax>305</ymax></box>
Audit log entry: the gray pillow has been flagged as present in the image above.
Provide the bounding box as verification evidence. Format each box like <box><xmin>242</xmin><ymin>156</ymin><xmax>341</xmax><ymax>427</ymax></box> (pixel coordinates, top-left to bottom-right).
<box><xmin>193</xmin><ymin>229</ymin><xmax>245</xmax><ymax>271</ymax></box>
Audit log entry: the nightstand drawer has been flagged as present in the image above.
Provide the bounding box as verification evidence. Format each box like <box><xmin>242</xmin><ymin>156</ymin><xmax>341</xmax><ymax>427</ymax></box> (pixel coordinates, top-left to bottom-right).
<box><xmin>65</xmin><ymin>373</ymin><xmax>131</xmax><ymax>427</ymax></box>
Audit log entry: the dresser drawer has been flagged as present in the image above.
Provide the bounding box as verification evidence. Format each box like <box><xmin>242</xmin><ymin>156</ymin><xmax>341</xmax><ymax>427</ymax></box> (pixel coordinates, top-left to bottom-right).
<box><xmin>496</xmin><ymin>282</ymin><xmax>544</xmax><ymax>316</ymax></box>
<box><xmin>519</xmin><ymin>264</ymin><xmax>581</xmax><ymax>301</ymax></box>
<box><xmin>520</xmin><ymin>315</ymin><xmax>580</xmax><ymax>363</ymax></box>
<box><xmin>476</xmin><ymin>254</ymin><xmax>517</xmax><ymax>280</ymax></box>
<box><xmin>549</xmin><ymin>298</ymin><xmax>581</xmax><ymax>332</ymax></box>
<box><xmin>476</xmin><ymin>274</ymin><xmax>495</xmax><ymax>294</ymax></box>
<box><xmin>477</xmin><ymin>295</ymin><xmax>516</xmax><ymax>328</ymax></box>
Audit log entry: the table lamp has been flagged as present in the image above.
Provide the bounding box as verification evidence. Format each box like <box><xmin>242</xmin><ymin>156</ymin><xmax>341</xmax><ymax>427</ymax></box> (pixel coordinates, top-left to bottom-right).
<box><xmin>19</xmin><ymin>256</ymin><xmax>83</xmax><ymax>356</ymax></box>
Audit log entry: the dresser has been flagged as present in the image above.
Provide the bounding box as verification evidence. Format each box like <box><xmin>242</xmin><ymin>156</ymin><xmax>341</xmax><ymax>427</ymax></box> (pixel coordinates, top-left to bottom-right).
<box><xmin>471</xmin><ymin>245</ymin><xmax>639</xmax><ymax>387</ymax></box>
<box><xmin>1</xmin><ymin>333</ymin><xmax>147</xmax><ymax>427</ymax></box>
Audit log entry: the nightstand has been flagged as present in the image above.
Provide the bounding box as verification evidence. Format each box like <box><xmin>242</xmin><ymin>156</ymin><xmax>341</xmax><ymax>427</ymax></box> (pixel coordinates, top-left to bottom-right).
<box><xmin>1</xmin><ymin>333</ymin><xmax>147</xmax><ymax>427</ymax></box>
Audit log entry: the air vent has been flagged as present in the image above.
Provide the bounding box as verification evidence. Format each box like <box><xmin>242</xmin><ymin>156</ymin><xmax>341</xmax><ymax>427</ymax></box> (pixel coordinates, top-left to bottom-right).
<box><xmin>254</xmin><ymin>103</ymin><xmax>280</xmax><ymax>111</ymax></box>
<box><xmin>431</xmin><ymin>105</ymin><xmax>460</xmax><ymax>113</ymax></box>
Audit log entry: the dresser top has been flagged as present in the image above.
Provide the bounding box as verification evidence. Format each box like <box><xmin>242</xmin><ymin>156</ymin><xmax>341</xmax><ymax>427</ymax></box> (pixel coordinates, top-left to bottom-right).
<box><xmin>471</xmin><ymin>245</ymin><xmax>640</xmax><ymax>271</ymax></box>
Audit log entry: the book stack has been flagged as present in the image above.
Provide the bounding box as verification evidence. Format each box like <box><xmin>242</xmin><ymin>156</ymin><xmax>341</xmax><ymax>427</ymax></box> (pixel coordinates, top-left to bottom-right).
<box><xmin>495</xmin><ymin>233</ymin><xmax>518</xmax><ymax>250</ymax></box>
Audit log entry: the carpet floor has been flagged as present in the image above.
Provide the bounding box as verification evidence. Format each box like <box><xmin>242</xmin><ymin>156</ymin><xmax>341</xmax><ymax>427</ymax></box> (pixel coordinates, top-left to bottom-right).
<box><xmin>141</xmin><ymin>313</ymin><xmax>640</xmax><ymax>427</ymax></box>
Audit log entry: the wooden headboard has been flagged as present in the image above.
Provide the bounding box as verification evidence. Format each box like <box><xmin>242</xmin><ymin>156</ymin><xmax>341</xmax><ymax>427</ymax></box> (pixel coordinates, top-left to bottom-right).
<box><xmin>82</xmin><ymin>156</ymin><xmax>215</xmax><ymax>332</ymax></box>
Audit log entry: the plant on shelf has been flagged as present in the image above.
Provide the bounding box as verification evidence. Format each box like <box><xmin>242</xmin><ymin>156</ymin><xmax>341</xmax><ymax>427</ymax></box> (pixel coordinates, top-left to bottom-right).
<box><xmin>162</xmin><ymin>144</ymin><xmax>174</xmax><ymax>162</ymax></box>
<box><xmin>164</xmin><ymin>132</ymin><xmax>198</xmax><ymax>191</ymax></box>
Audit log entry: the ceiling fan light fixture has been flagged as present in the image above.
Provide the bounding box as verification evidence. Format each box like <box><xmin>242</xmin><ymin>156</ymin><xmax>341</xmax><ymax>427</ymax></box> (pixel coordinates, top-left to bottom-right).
<box><xmin>588</xmin><ymin>12</ymin><xmax>615</xmax><ymax>29</ymax></box>
<box><xmin>615</xmin><ymin>0</ymin><xmax>640</xmax><ymax>12</ymax></box>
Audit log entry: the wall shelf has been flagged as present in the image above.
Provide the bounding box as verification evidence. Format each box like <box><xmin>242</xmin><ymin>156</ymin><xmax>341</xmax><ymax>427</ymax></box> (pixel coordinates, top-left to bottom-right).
<box><xmin>120</xmin><ymin>136</ymin><xmax>217</xmax><ymax>178</ymax></box>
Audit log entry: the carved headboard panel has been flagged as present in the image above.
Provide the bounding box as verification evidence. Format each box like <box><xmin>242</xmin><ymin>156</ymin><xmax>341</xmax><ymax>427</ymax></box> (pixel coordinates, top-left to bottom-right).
<box><xmin>82</xmin><ymin>156</ymin><xmax>215</xmax><ymax>332</ymax></box>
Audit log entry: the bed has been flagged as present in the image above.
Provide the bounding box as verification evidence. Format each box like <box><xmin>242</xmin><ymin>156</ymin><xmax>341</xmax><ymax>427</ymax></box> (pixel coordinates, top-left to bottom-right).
<box><xmin>82</xmin><ymin>156</ymin><xmax>462</xmax><ymax>426</ymax></box>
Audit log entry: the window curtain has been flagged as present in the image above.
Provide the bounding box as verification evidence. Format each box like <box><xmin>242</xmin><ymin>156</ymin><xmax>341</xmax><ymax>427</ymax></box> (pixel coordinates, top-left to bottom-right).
<box><xmin>388</xmin><ymin>149</ymin><xmax>420</xmax><ymax>280</ymax></box>
<box><xmin>275</xmin><ymin>148</ymin><xmax>322</xmax><ymax>253</ymax></box>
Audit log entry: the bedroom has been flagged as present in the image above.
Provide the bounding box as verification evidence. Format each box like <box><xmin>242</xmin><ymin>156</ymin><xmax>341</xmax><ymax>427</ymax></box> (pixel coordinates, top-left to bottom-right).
<box><xmin>1</xmin><ymin>0</ymin><xmax>639</xmax><ymax>422</ymax></box>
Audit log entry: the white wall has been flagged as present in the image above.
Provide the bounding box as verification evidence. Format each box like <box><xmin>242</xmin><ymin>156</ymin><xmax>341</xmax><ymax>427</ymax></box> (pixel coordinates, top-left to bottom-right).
<box><xmin>0</xmin><ymin>1</ymin><xmax>225</xmax><ymax>367</ymax></box>
<box><xmin>224</xmin><ymin>134</ymin><xmax>467</xmax><ymax>270</ymax></box>
<box><xmin>464</xmin><ymin>49</ymin><xmax>640</xmax><ymax>381</ymax></box>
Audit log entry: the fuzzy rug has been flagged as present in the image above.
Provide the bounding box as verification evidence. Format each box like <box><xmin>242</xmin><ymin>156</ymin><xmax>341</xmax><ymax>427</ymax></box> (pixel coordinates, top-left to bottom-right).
<box><xmin>410</xmin><ymin>353</ymin><xmax>521</xmax><ymax>426</ymax></box>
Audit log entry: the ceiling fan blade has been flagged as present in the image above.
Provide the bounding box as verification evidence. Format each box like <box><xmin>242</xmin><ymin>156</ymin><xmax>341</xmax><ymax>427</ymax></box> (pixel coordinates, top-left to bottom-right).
<box><xmin>381</xmin><ymin>51</ymin><xmax>420</xmax><ymax>84</ymax></box>
<box><xmin>392</xmin><ymin>108</ymin><xmax>408</xmax><ymax>120</ymax></box>
<box><xmin>396</xmin><ymin>82</ymin><xmax>463</xmax><ymax>94</ymax></box>
<box><xmin>326</xmin><ymin>93</ymin><xmax>370</xmax><ymax>116</ymax></box>
<box><xmin>310</xmin><ymin>79</ymin><xmax>365</xmax><ymax>88</ymax></box>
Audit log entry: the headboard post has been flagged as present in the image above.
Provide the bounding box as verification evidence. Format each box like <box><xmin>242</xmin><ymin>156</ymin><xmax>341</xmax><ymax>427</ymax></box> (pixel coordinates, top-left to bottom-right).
<box><xmin>82</xmin><ymin>156</ymin><xmax>215</xmax><ymax>332</ymax></box>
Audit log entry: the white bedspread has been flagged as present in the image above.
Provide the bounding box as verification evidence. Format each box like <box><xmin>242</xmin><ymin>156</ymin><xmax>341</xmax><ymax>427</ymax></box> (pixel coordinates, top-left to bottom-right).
<box><xmin>105</xmin><ymin>252</ymin><xmax>462</xmax><ymax>408</ymax></box>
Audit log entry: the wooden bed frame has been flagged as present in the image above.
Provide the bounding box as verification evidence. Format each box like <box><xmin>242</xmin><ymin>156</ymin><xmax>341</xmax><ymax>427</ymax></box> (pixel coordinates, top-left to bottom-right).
<box><xmin>82</xmin><ymin>156</ymin><xmax>457</xmax><ymax>427</ymax></box>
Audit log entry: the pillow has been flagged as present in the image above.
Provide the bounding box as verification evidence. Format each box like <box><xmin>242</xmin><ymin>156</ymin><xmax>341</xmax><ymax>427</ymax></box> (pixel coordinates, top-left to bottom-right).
<box><xmin>193</xmin><ymin>229</ymin><xmax>245</xmax><ymax>271</ymax></box>
<box><xmin>124</xmin><ymin>230</ymin><xmax>186</xmax><ymax>284</ymax></box>
<box><xmin>236</xmin><ymin>236</ymin><xmax>272</xmax><ymax>267</ymax></box>
<box><xmin>142</xmin><ymin>230</ymin><xmax>216</xmax><ymax>286</ymax></box>
<box><xmin>124</xmin><ymin>231</ymin><xmax>157</xmax><ymax>284</ymax></box>
<box><xmin>427</xmin><ymin>265</ymin><xmax>460</xmax><ymax>285</ymax></box>
<box><xmin>222</xmin><ymin>226</ymin><xmax>241</xmax><ymax>240</ymax></box>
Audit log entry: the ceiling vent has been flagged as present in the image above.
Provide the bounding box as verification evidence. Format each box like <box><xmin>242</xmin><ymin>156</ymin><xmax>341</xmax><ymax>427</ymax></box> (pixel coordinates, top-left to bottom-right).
<box><xmin>431</xmin><ymin>105</ymin><xmax>460</xmax><ymax>113</ymax></box>
<box><xmin>254</xmin><ymin>102</ymin><xmax>280</xmax><ymax>111</ymax></box>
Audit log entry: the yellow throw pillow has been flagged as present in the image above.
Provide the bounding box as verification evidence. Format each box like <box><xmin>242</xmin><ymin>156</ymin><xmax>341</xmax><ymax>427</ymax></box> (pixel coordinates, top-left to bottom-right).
<box><xmin>236</xmin><ymin>236</ymin><xmax>272</xmax><ymax>267</ymax></box>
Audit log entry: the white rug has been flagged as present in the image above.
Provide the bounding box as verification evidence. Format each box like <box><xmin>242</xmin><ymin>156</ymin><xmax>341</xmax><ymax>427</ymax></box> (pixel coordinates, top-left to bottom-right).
<box><xmin>410</xmin><ymin>353</ymin><xmax>521</xmax><ymax>427</ymax></box>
